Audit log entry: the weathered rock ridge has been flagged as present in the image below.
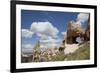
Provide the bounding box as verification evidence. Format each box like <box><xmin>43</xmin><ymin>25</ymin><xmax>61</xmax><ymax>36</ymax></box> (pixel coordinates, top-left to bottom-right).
<box><xmin>64</xmin><ymin>20</ymin><xmax>90</xmax><ymax>44</ymax></box>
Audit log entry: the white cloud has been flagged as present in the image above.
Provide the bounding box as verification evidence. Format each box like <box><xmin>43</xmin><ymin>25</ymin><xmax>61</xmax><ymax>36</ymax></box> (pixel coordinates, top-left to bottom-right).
<box><xmin>40</xmin><ymin>38</ymin><xmax>61</xmax><ymax>43</ymax></box>
<box><xmin>22</xmin><ymin>44</ymin><xmax>34</xmax><ymax>53</ymax></box>
<box><xmin>40</xmin><ymin>38</ymin><xmax>62</xmax><ymax>48</ymax></box>
<box><xmin>21</xmin><ymin>21</ymin><xmax>59</xmax><ymax>39</ymax></box>
<box><xmin>21</xmin><ymin>21</ymin><xmax>61</xmax><ymax>50</ymax></box>
<box><xmin>22</xmin><ymin>44</ymin><xmax>33</xmax><ymax>49</ymax></box>
<box><xmin>21</xmin><ymin>29</ymin><xmax>34</xmax><ymax>38</ymax></box>
<box><xmin>75</xmin><ymin>13</ymin><xmax>89</xmax><ymax>27</ymax></box>
<box><xmin>77</xmin><ymin>13</ymin><xmax>89</xmax><ymax>23</ymax></box>
<box><xmin>36</xmin><ymin>33</ymin><xmax>52</xmax><ymax>40</ymax></box>
<box><xmin>30</xmin><ymin>22</ymin><xmax>59</xmax><ymax>38</ymax></box>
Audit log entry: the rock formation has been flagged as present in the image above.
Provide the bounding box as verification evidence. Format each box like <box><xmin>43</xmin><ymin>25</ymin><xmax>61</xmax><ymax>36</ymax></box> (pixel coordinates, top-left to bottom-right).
<box><xmin>59</xmin><ymin>17</ymin><xmax>90</xmax><ymax>53</ymax></box>
<box><xmin>66</xmin><ymin>21</ymin><xmax>85</xmax><ymax>44</ymax></box>
<box><xmin>64</xmin><ymin>20</ymin><xmax>90</xmax><ymax>44</ymax></box>
<box><xmin>84</xmin><ymin>15</ymin><xmax>90</xmax><ymax>41</ymax></box>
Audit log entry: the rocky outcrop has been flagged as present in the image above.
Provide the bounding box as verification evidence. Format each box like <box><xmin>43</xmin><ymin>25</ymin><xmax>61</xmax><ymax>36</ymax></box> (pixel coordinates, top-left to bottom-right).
<box><xmin>59</xmin><ymin>19</ymin><xmax>90</xmax><ymax>53</ymax></box>
<box><xmin>64</xmin><ymin>20</ymin><xmax>90</xmax><ymax>44</ymax></box>
<box><xmin>64</xmin><ymin>44</ymin><xmax>79</xmax><ymax>54</ymax></box>
<box><xmin>84</xmin><ymin>24</ymin><xmax>90</xmax><ymax>41</ymax></box>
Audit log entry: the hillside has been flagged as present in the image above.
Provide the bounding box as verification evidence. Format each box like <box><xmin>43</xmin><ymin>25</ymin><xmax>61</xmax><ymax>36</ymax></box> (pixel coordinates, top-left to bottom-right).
<box><xmin>50</xmin><ymin>41</ymin><xmax>90</xmax><ymax>61</ymax></box>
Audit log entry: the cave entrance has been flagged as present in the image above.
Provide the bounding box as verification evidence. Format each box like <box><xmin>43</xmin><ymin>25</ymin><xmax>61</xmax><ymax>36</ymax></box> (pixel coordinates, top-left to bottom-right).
<box><xmin>72</xmin><ymin>36</ymin><xmax>82</xmax><ymax>44</ymax></box>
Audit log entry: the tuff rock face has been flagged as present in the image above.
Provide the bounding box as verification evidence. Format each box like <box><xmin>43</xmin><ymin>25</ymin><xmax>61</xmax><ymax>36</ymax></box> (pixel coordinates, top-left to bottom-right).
<box><xmin>59</xmin><ymin>19</ymin><xmax>90</xmax><ymax>54</ymax></box>
<box><xmin>84</xmin><ymin>20</ymin><xmax>90</xmax><ymax>41</ymax></box>
<box><xmin>64</xmin><ymin>20</ymin><xmax>90</xmax><ymax>44</ymax></box>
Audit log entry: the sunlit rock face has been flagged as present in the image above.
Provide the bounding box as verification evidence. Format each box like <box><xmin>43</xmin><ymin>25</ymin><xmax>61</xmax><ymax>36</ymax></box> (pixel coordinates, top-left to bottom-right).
<box><xmin>66</xmin><ymin>21</ymin><xmax>85</xmax><ymax>44</ymax></box>
<box><xmin>64</xmin><ymin>44</ymin><xmax>79</xmax><ymax>54</ymax></box>
<box><xmin>60</xmin><ymin>19</ymin><xmax>90</xmax><ymax>54</ymax></box>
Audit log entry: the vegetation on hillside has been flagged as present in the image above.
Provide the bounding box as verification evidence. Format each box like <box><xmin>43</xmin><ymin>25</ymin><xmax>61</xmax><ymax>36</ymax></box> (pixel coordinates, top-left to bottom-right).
<box><xmin>21</xmin><ymin>42</ymin><xmax>90</xmax><ymax>63</ymax></box>
<box><xmin>50</xmin><ymin>42</ymin><xmax>90</xmax><ymax>61</ymax></box>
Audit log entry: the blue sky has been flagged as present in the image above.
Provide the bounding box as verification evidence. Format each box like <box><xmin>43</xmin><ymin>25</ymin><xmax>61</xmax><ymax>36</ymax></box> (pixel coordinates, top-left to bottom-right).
<box><xmin>21</xmin><ymin>10</ymin><xmax>89</xmax><ymax>52</ymax></box>
<box><xmin>21</xmin><ymin>10</ymin><xmax>78</xmax><ymax>29</ymax></box>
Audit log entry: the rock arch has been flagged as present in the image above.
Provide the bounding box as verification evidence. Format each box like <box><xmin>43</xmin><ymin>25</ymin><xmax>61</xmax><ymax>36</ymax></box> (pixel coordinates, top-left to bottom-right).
<box><xmin>64</xmin><ymin>20</ymin><xmax>90</xmax><ymax>44</ymax></box>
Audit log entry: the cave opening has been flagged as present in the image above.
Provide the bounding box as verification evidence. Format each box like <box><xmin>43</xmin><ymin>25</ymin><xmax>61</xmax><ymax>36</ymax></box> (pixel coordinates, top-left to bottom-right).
<box><xmin>72</xmin><ymin>36</ymin><xmax>82</xmax><ymax>44</ymax></box>
<box><xmin>76</xmin><ymin>37</ymin><xmax>82</xmax><ymax>44</ymax></box>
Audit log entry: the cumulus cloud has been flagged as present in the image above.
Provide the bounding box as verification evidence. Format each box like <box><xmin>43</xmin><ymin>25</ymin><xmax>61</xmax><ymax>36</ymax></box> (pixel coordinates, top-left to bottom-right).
<box><xmin>22</xmin><ymin>21</ymin><xmax>61</xmax><ymax>50</ymax></box>
<box><xmin>40</xmin><ymin>38</ymin><xmax>62</xmax><ymax>48</ymax></box>
<box><xmin>40</xmin><ymin>38</ymin><xmax>61</xmax><ymax>43</ymax></box>
<box><xmin>66</xmin><ymin>13</ymin><xmax>89</xmax><ymax>27</ymax></box>
<box><xmin>22</xmin><ymin>44</ymin><xmax>33</xmax><ymax>49</ymax></box>
<box><xmin>21</xmin><ymin>21</ymin><xmax>59</xmax><ymax>39</ymax></box>
<box><xmin>21</xmin><ymin>29</ymin><xmax>34</xmax><ymax>38</ymax></box>
<box><xmin>77</xmin><ymin>13</ymin><xmax>89</xmax><ymax>23</ymax></box>
<box><xmin>22</xmin><ymin>44</ymin><xmax>33</xmax><ymax>53</ymax></box>
<box><xmin>30</xmin><ymin>22</ymin><xmax>59</xmax><ymax>38</ymax></box>
<box><xmin>36</xmin><ymin>33</ymin><xmax>53</xmax><ymax>40</ymax></box>
<box><xmin>76</xmin><ymin>13</ymin><xmax>89</xmax><ymax>26</ymax></box>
